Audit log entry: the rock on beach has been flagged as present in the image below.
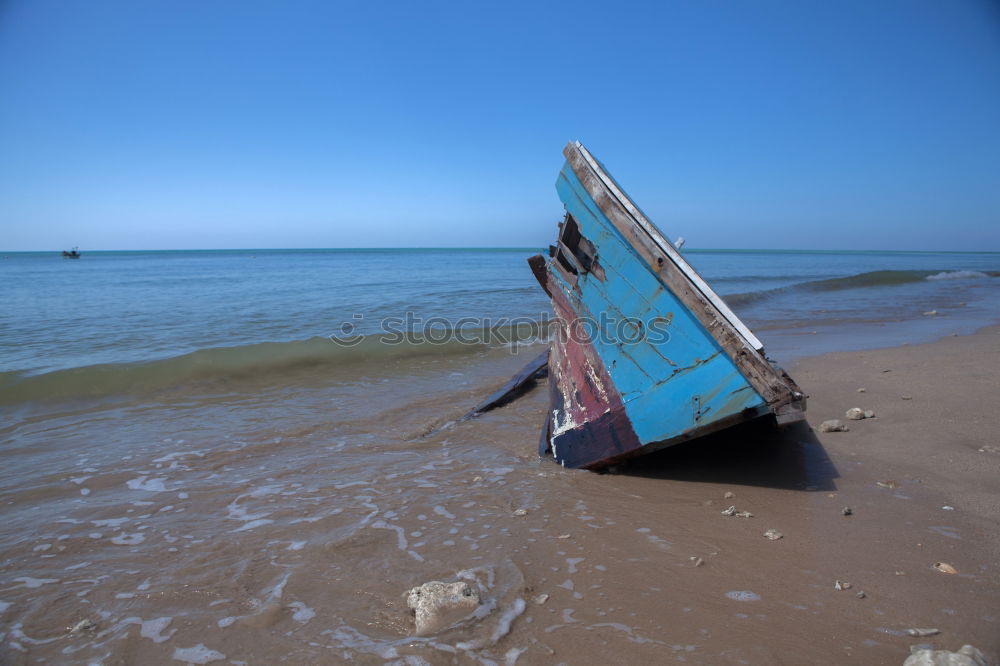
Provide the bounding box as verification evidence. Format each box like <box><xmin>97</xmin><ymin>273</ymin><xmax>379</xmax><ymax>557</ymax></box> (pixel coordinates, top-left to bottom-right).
<box><xmin>903</xmin><ymin>644</ymin><xmax>991</xmax><ymax>666</ymax></box>
<box><xmin>406</xmin><ymin>580</ymin><xmax>481</xmax><ymax>636</ymax></box>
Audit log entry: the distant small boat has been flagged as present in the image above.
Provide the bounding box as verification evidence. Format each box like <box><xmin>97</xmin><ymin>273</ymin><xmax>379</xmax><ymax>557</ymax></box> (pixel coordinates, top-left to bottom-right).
<box><xmin>62</xmin><ymin>247</ymin><xmax>81</xmax><ymax>259</ymax></box>
<box><xmin>527</xmin><ymin>142</ymin><xmax>806</xmax><ymax>469</ymax></box>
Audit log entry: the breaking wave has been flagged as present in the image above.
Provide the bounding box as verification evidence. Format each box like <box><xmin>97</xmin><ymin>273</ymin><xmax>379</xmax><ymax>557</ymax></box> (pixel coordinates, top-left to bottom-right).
<box><xmin>723</xmin><ymin>268</ymin><xmax>997</xmax><ymax>307</ymax></box>
<box><xmin>926</xmin><ymin>270</ymin><xmax>990</xmax><ymax>281</ymax></box>
<box><xmin>0</xmin><ymin>325</ymin><xmax>549</xmax><ymax>406</ymax></box>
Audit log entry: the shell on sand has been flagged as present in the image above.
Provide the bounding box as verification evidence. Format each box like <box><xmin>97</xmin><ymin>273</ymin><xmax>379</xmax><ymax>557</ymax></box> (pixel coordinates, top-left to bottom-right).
<box><xmin>933</xmin><ymin>562</ymin><xmax>958</xmax><ymax>575</ymax></box>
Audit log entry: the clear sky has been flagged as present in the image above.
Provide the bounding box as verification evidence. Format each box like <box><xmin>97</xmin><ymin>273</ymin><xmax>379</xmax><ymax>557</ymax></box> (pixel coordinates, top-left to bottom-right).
<box><xmin>1</xmin><ymin>0</ymin><xmax>999</xmax><ymax>251</ymax></box>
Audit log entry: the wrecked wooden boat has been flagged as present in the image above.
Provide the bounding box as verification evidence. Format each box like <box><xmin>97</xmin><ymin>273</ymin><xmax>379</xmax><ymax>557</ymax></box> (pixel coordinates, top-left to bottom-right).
<box><xmin>527</xmin><ymin>141</ymin><xmax>806</xmax><ymax>469</ymax></box>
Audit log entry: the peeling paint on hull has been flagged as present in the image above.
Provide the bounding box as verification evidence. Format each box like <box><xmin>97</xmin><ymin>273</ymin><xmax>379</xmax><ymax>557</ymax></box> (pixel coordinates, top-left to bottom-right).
<box><xmin>531</xmin><ymin>142</ymin><xmax>806</xmax><ymax>470</ymax></box>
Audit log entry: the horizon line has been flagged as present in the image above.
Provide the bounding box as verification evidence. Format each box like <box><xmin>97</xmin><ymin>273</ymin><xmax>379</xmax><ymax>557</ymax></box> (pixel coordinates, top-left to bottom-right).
<box><xmin>3</xmin><ymin>246</ymin><xmax>1000</xmax><ymax>255</ymax></box>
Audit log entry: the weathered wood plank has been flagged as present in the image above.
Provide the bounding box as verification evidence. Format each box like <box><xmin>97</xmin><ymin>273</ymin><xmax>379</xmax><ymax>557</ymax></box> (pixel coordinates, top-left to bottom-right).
<box><xmin>774</xmin><ymin>400</ymin><xmax>808</xmax><ymax>426</ymax></box>
<box><xmin>538</xmin><ymin>409</ymin><xmax>552</xmax><ymax>456</ymax></box>
<box><xmin>464</xmin><ymin>350</ymin><xmax>549</xmax><ymax>418</ymax></box>
<box><xmin>527</xmin><ymin>254</ymin><xmax>551</xmax><ymax>295</ymax></box>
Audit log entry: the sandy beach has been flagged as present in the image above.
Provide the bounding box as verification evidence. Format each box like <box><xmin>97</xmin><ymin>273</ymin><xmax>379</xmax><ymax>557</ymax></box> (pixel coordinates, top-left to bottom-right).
<box><xmin>430</xmin><ymin>325</ymin><xmax>1000</xmax><ymax>664</ymax></box>
<box><xmin>3</xmin><ymin>326</ymin><xmax>999</xmax><ymax>664</ymax></box>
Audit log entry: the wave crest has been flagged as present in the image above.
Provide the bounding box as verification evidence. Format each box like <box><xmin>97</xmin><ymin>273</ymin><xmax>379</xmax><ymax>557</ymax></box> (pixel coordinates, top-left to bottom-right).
<box><xmin>926</xmin><ymin>270</ymin><xmax>989</xmax><ymax>281</ymax></box>
<box><xmin>723</xmin><ymin>268</ymin><xmax>997</xmax><ymax>309</ymax></box>
<box><xmin>0</xmin><ymin>325</ymin><xmax>548</xmax><ymax>406</ymax></box>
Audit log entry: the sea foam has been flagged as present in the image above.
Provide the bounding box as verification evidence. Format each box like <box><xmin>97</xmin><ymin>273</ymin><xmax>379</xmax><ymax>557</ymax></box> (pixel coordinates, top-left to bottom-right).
<box><xmin>927</xmin><ymin>270</ymin><xmax>988</xmax><ymax>280</ymax></box>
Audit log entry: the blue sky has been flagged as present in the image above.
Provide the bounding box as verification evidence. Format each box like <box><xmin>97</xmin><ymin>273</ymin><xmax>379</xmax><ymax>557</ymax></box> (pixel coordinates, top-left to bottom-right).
<box><xmin>1</xmin><ymin>0</ymin><xmax>998</xmax><ymax>251</ymax></box>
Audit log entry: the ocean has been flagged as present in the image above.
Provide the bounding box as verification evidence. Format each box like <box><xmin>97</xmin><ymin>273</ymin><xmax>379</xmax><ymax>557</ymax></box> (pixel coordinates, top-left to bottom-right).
<box><xmin>4</xmin><ymin>248</ymin><xmax>999</xmax><ymax>385</ymax></box>
<box><xmin>1</xmin><ymin>248</ymin><xmax>999</xmax><ymax>663</ymax></box>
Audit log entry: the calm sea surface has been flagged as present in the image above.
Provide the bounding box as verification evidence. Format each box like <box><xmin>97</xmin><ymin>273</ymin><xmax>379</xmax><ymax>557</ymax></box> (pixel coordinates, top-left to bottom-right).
<box><xmin>1</xmin><ymin>248</ymin><xmax>998</xmax><ymax>663</ymax></box>
<box><xmin>2</xmin><ymin>248</ymin><xmax>999</xmax><ymax>380</ymax></box>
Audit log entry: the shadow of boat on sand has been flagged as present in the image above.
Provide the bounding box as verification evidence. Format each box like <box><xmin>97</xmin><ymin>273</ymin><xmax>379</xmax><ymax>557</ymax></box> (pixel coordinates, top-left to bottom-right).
<box><xmin>616</xmin><ymin>419</ymin><xmax>838</xmax><ymax>492</ymax></box>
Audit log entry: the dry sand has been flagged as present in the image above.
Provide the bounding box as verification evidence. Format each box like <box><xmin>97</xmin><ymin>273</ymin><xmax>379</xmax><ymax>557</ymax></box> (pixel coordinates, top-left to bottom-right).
<box><xmin>458</xmin><ymin>326</ymin><xmax>1000</xmax><ymax>664</ymax></box>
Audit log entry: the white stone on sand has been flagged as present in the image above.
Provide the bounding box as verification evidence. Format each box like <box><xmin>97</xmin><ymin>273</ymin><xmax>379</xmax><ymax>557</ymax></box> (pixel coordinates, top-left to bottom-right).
<box><xmin>406</xmin><ymin>580</ymin><xmax>481</xmax><ymax>636</ymax></box>
<box><xmin>819</xmin><ymin>419</ymin><xmax>849</xmax><ymax>432</ymax></box>
<box><xmin>903</xmin><ymin>644</ymin><xmax>990</xmax><ymax>666</ymax></box>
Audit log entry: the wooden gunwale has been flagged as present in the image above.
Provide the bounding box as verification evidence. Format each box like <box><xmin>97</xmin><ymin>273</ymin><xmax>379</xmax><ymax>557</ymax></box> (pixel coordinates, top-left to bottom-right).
<box><xmin>562</xmin><ymin>141</ymin><xmax>800</xmax><ymax>411</ymax></box>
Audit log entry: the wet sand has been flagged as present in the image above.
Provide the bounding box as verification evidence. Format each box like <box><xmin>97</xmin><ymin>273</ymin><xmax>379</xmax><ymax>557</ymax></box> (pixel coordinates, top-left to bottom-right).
<box><xmin>2</xmin><ymin>328</ymin><xmax>999</xmax><ymax>664</ymax></box>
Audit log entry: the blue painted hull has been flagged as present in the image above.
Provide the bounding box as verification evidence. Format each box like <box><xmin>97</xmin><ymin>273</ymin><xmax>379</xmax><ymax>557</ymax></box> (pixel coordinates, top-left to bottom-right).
<box><xmin>533</xmin><ymin>143</ymin><xmax>805</xmax><ymax>469</ymax></box>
